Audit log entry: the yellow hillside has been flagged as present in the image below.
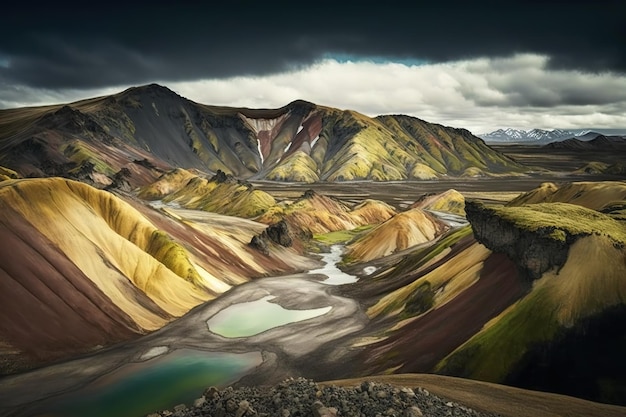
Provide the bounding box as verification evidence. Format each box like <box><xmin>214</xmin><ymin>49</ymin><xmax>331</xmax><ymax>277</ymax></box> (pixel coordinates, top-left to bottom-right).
<box><xmin>0</xmin><ymin>178</ymin><xmax>211</xmax><ymax>331</ymax></box>
<box><xmin>346</xmin><ymin>208</ymin><xmax>449</xmax><ymax>263</ymax></box>
<box><xmin>258</xmin><ymin>192</ymin><xmax>396</xmax><ymax>235</ymax></box>
<box><xmin>367</xmin><ymin>239</ymin><xmax>490</xmax><ymax>320</ymax></box>
<box><xmin>509</xmin><ymin>181</ymin><xmax>626</xmax><ymax>210</ymax></box>
<box><xmin>411</xmin><ymin>189</ymin><xmax>466</xmax><ymax>215</ymax></box>
<box><xmin>139</xmin><ymin>169</ymin><xmax>276</xmax><ymax>218</ymax></box>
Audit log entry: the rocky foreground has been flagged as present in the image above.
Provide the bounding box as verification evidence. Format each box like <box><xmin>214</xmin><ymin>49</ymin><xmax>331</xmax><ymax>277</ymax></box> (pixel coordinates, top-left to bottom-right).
<box><xmin>148</xmin><ymin>378</ymin><xmax>499</xmax><ymax>417</ymax></box>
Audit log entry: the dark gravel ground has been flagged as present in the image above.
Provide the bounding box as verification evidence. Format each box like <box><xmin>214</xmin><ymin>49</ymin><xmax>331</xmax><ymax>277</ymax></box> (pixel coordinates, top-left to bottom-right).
<box><xmin>147</xmin><ymin>377</ymin><xmax>500</xmax><ymax>417</ymax></box>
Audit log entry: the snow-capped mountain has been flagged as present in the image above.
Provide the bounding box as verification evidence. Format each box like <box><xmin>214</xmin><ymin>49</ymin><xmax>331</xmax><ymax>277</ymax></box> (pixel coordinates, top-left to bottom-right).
<box><xmin>479</xmin><ymin>128</ymin><xmax>576</xmax><ymax>143</ymax></box>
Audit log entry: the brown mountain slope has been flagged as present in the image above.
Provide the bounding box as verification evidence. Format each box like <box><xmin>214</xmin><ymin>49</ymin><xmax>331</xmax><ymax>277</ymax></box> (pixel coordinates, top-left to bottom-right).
<box><xmin>325</xmin><ymin>374</ymin><xmax>626</xmax><ymax>417</ymax></box>
<box><xmin>345</xmin><ymin>208</ymin><xmax>449</xmax><ymax>263</ymax></box>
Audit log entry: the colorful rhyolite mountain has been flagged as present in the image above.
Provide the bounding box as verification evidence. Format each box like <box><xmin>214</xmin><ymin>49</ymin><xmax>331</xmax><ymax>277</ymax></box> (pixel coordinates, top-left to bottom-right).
<box><xmin>345</xmin><ymin>181</ymin><xmax>626</xmax><ymax>405</ymax></box>
<box><xmin>0</xmin><ymin>177</ymin><xmax>314</xmax><ymax>373</ymax></box>
<box><xmin>0</xmin><ymin>84</ymin><xmax>524</xmax><ymax>185</ymax></box>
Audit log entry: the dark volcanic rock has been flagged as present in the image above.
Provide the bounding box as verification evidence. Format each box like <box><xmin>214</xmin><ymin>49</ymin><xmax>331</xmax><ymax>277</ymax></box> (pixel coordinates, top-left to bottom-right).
<box><xmin>465</xmin><ymin>201</ymin><xmax>572</xmax><ymax>280</ymax></box>
<box><xmin>249</xmin><ymin>220</ymin><xmax>293</xmax><ymax>253</ymax></box>
<box><xmin>264</xmin><ymin>220</ymin><xmax>292</xmax><ymax>247</ymax></box>
<box><xmin>105</xmin><ymin>167</ymin><xmax>133</xmax><ymax>192</ymax></box>
<box><xmin>212</xmin><ymin>169</ymin><xmax>232</xmax><ymax>184</ymax></box>
<box><xmin>249</xmin><ymin>235</ymin><xmax>269</xmax><ymax>254</ymax></box>
<box><xmin>148</xmin><ymin>378</ymin><xmax>498</xmax><ymax>417</ymax></box>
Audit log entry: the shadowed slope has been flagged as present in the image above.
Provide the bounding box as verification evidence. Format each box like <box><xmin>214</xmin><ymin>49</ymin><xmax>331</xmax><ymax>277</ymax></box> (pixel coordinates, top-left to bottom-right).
<box><xmin>437</xmin><ymin>199</ymin><xmax>626</xmax><ymax>404</ymax></box>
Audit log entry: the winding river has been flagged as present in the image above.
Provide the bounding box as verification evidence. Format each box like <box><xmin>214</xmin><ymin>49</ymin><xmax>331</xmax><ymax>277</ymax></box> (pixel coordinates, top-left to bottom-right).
<box><xmin>0</xmin><ymin>245</ymin><xmax>365</xmax><ymax>417</ymax></box>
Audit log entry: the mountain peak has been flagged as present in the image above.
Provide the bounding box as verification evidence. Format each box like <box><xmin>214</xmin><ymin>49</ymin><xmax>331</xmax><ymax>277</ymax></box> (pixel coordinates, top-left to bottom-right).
<box><xmin>119</xmin><ymin>83</ymin><xmax>183</xmax><ymax>101</ymax></box>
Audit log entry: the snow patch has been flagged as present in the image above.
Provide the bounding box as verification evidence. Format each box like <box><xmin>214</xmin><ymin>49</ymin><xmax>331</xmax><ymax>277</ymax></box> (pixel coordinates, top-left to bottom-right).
<box><xmin>296</xmin><ymin>125</ymin><xmax>304</xmax><ymax>135</ymax></box>
<box><xmin>257</xmin><ymin>138</ymin><xmax>264</xmax><ymax>164</ymax></box>
<box><xmin>283</xmin><ymin>142</ymin><xmax>292</xmax><ymax>153</ymax></box>
<box><xmin>311</xmin><ymin>135</ymin><xmax>320</xmax><ymax>148</ymax></box>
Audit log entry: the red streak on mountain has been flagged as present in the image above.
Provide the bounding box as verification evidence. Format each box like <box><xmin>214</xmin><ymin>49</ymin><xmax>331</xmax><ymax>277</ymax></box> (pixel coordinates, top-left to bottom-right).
<box><xmin>0</xmin><ymin>204</ymin><xmax>141</xmax><ymax>362</ymax></box>
<box><xmin>364</xmin><ymin>252</ymin><xmax>524</xmax><ymax>373</ymax></box>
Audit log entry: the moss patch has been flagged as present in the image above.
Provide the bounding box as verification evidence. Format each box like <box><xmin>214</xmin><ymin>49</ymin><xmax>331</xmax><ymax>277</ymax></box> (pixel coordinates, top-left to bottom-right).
<box><xmin>486</xmin><ymin>202</ymin><xmax>626</xmax><ymax>245</ymax></box>
<box><xmin>313</xmin><ymin>225</ymin><xmax>373</xmax><ymax>245</ymax></box>
<box><xmin>146</xmin><ymin>230</ymin><xmax>203</xmax><ymax>286</ymax></box>
<box><xmin>437</xmin><ymin>286</ymin><xmax>559</xmax><ymax>382</ymax></box>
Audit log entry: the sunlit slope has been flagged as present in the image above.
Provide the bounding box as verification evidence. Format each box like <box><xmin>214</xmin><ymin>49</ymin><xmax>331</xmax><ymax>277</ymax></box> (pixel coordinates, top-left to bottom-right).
<box><xmin>0</xmin><ymin>178</ymin><xmax>209</xmax><ymax>368</ymax></box>
<box><xmin>436</xmin><ymin>200</ymin><xmax>626</xmax><ymax>404</ymax></box>
<box><xmin>345</xmin><ymin>226</ymin><xmax>523</xmax><ymax>376</ymax></box>
<box><xmin>139</xmin><ymin>169</ymin><xmax>275</xmax><ymax>218</ymax></box>
<box><xmin>509</xmin><ymin>181</ymin><xmax>626</xmax><ymax>210</ymax></box>
<box><xmin>0</xmin><ymin>178</ymin><xmax>311</xmax><ymax>372</ymax></box>
<box><xmin>0</xmin><ymin>84</ymin><xmax>527</xmax><ymax>184</ymax></box>
<box><xmin>0</xmin><ymin>178</ymin><xmax>209</xmax><ymax>323</ymax></box>
<box><xmin>376</xmin><ymin>115</ymin><xmax>523</xmax><ymax>177</ymax></box>
<box><xmin>410</xmin><ymin>189</ymin><xmax>466</xmax><ymax>215</ymax></box>
<box><xmin>0</xmin><ymin>165</ymin><xmax>20</xmax><ymax>181</ymax></box>
<box><xmin>258</xmin><ymin>190</ymin><xmax>396</xmax><ymax>234</ymax></box>
<box><xmin>345</xmin><ymin>208</ymin><xmax>449</xmax><ymax>263</ymax></box>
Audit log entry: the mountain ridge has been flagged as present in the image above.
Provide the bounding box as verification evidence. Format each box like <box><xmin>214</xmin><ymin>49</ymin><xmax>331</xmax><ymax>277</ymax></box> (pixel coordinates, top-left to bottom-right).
<box><xmin>0</xmin><ymin>84</ymin><xmax>526</xmax><ymax>185</ymax></box>
<box><xmin>479</xmin><ymin>128</ymin><xmax>626</xmax><ymax>144</ymax></box>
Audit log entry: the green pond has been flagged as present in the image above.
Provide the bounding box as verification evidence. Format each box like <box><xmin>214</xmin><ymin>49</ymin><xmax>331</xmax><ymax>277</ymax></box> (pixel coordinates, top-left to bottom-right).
<box><xmin>49</xmin><ymin>350</ymin><xmax>261</xmax><ymax>417</ymax></box>
<box><xmin>207</xmin><ymin>295</ymin><xmax>332</xmax><ymax>338</ymax></box>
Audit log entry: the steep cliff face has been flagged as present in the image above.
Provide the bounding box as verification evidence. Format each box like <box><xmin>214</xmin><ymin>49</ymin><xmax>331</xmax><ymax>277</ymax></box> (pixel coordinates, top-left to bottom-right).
<box><xmin>437</xmin><ymin>197</ymin><xmax>626</xmax><ymax>404</ymax></box>
<box><xmin>465</xmin><ymin>201</ymin><xmax>573</xmax><ymax>280</ymax></box>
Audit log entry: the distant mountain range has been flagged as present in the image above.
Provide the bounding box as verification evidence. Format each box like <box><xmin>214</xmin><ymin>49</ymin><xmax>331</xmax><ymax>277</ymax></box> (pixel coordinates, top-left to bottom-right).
<box><xmin>0</xmin><ymin>84</ymin><xmax>525</xmax><ymax>185</ymax></box>
<box><xmin>544</xmin><ymin>135</ymin><xmax>626</xmax><ymax>150</ymax></box>
<box><xmin>479</xmin><ymin>128</ymin><xmax>626</xmax><ymax>144</ymax></box>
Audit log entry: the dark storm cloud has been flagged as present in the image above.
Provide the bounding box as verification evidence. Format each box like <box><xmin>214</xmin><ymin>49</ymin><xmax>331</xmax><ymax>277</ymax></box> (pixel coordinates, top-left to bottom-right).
<box><xmin>0</xmin><ymin>0</ymin><xmax>624</xmax><ymax>90</ymax></box>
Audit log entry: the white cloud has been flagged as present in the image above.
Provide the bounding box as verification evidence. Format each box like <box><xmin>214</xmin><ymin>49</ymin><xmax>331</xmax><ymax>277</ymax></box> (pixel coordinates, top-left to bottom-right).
<box><xmin>3</xmin><ymin>54</ymin><xmax>626</xmax><ymax>134</ymax></box>
<box><xmin>169</xmin><ymin>54</ymin><xmax>626</xmax><ymax>133</ymax></box>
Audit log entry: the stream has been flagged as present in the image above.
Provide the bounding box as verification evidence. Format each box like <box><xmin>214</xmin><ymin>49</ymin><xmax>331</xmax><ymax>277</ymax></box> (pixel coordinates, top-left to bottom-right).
<box><xmin>0</xmin><ymin>245</ymin><xmax>364</xmax><ymax>417</ymax></box>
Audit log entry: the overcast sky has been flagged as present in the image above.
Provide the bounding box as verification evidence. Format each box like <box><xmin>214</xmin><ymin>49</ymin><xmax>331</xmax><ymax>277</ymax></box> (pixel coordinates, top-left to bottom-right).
<box><xmin>1</xmin><ymin>1</ymin><xmax>625</xmax><ymax>133</ymax></box>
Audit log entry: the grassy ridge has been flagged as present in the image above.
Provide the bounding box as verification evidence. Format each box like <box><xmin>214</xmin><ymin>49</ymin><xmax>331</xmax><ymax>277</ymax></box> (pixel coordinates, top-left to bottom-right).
<box><xmin>487</xmin><ymin>202</ymin><xmax>626</xmax><ymax>244</ymax></box>
<box><xmin>438</xmin><ymin>198</ymin><xmax>626</xmax><ymax>397</ymax></box>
